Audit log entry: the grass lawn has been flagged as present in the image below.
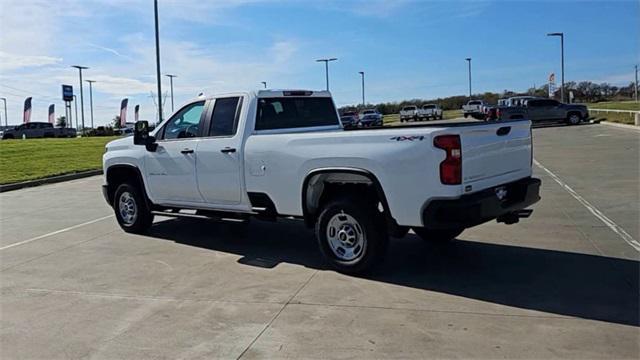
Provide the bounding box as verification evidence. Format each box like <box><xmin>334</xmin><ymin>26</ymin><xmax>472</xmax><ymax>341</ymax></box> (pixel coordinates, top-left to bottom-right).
<box><xmin>0</xmin><ymin>136</ymin><xmax>119</xmax><ymax>184</ymax></box>
<box><xmin>586</xmin><ymin>101</ymin><xmax>639</xmax><ymax>125</ymax></box>
<box><xmin>586</xmin><ymin>101</ymin><xmax>640</xmax><ymax>111</ymax></box>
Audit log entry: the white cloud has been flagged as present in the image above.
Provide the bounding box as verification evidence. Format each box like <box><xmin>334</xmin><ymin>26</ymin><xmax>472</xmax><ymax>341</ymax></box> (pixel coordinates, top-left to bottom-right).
<box><xmin>0</xmin><ymin>52</ymin><xmax>63</xmax><ymax>71</ymax></box>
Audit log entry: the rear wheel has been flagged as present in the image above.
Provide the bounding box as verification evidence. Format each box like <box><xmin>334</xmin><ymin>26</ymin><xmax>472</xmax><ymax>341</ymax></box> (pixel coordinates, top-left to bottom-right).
<box><xmin>412</xmin><ymin>227</ymin><xmax>463</xmax><ymax>243</ymax></box>
<box><xmin>567</xmin><ymin>113</ymin><xmax>581</xmax><ymax>125</ymax></box>
<box><xmin>316</xmin><ymin>195</ymin><xmax>388</xmax><ymax>274</ymax></box>
<box><xmin>114</xmin><ymin>183</ymin><xmax>154</xmax><ymax>234</ymax></box>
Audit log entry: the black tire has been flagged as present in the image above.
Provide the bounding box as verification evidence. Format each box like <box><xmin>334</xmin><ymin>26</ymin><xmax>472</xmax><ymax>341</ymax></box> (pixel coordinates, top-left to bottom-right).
<box><xmin>412</xmin><ymin>227</ymin><xmax>463</xmax><ymax>243</ymax></box>
<box><xmin>567</xmin><ymin>113</ymin><xmax>581</xmax><ymax>125</ymax></box>
<box><xmin>113</xmin><ymin>183</ymin><xmax>154</xmax><ymax>234</ymax></box>
<box><xmin>439</xmin><ymin>114</ymin><xmax>444</xmax><ymax>120</ymax></box>
<box><xmin>315</xmin><ymin>195</ymin><xmax>388</xmax><ymax>274</ymax></box>
<box><xmin>463</xmin><ymin>113</ymin><xmax>469</xmax><ymax>118</ymax></box>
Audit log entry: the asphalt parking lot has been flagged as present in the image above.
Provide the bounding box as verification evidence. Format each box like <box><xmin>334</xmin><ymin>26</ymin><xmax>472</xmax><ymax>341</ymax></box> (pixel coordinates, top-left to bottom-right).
<box><xmin>1</xmin><ymin>123</ymin><xmax>638</xmax><ymax>359</ymax></box>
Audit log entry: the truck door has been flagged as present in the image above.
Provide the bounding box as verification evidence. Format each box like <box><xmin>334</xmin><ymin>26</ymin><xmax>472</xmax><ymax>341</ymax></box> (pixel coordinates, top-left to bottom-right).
<box><xmin>196</xmin><ymin>96</ymin><xmax>244</xmax><ymax>205</ymax></box>
<box><xmin>145</xmin><ymin>100</ymin><xmax>206</xmax><ymax>203</ymax></box>
<box><xmin>526</xmin><ymin>100</ymin><xmax>544</xmax><ymax>122</ymax></box>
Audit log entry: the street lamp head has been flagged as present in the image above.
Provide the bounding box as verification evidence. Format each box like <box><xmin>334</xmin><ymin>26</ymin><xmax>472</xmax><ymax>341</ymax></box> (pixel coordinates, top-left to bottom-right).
<box><xmin>165</xmin><ymin>74</ymin><xmax>177</xmax><ymax>78</ymax></box>
<box><xmin>547</xmin><ymin>32</ymin><xmax>563</xmax><ymax>37</ymax></box>
<box><xmin>359</xmin><ymin>71</ymin><xmax>364</xmax><ymax>75</ymax></box>
<box><xmin>71</xmin><ymin>65</ymin><xmax>89</xmax><ymax>70</ymax></box>
<box><xmin>465</xmin><ymin>58</ymin><xmax>471</xmax><ymax>62</ymax></box>
<box><xmin>316</xmin><ymin>58</ymin><xmax>338</xmax><ymax>62</ymax></box>
<box><xmin>85</xmin><ymin>80</ymin><xmax>96</xmax><ymax>84</ymax></box>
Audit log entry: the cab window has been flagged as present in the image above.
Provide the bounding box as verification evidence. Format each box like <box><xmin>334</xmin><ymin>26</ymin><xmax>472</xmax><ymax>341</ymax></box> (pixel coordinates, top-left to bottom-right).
<box><xmin>208</xmin><ymin>97</ymin><xmax>242</xmax><ymax>137</ymax></box>
<box><xmin>161</xmin><ymin>101</ymin><xmax>205</xmax><ymax>140</ymax></box>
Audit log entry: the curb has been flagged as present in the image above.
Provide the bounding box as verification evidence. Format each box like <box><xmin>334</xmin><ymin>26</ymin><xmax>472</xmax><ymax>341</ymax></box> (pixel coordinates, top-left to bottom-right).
<box><xmin>0</xmin><ymin>170</ymin><xmax>103</xmax><ymax>193</ymax></box>
<box><xmin>599</xmin><ymin>121</ymin><xmax>640</xmax><ymax>131</ymax></box>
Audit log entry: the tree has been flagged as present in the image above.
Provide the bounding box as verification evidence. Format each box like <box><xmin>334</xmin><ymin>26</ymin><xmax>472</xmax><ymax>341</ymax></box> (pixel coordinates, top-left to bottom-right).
<box><xmin>112</xmin><ymin>115</ymin><xmax>121</xmax><ymax>128</ymax></box>
<box><xmin>56</xmin><ymin>116</ymin><xmax>67</xmax><ymax>128</ymax></box>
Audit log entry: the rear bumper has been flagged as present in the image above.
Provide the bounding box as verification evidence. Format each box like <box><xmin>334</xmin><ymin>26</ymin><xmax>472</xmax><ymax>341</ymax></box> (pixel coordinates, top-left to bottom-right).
<box><xmin>422</xmin><ymin>177</ymin><xmax>541</xmax><ymax>229</ymax></box>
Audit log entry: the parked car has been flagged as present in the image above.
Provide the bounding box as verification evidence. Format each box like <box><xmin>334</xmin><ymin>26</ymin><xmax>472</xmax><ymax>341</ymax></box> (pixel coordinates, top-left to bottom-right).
<box><xmin>340</xmin><ymin>115</ymin><xmax>358</xmax><ymax>129</ymax></box>
<box><xmin>102</xmin><ymin>89</ymin><xmax>540</xmax><ymax>274</ymax></box>
<box><xmin>462</xmin><ymin>100</ymin><xmax>486</xmax><ymax>118</ymax></box>
<box><xmin>489</xmin><ymin>98</ymin><xmax>588</xmax><ymax>125</ymax></box>
<box><xmin>359</xmin><ymin>109</ymin><xmax>383</xmax><ymax>123</ymax></box>
<box><xmin>358</xmin><ymin>114</ymin><xmax>383</xmax><ymax>127</ymax></box>
<box><xmin>399</xmin><ymin>105</ymin><xmax>418</xmax><ymax>122</ymax></box>
<box><xmin>417</xmin><ymin>104</ymin><xmax>443</xmax><ymax>121</ymax></box>
<box><xmin>114</xmin><ymin>122</ymin><xmax>135</xmax><ymax>136</ymax></box>
<box><xmin>1</xmin><ymin>122</ymin><xmax>76</xmax><ymax>139</ymax></box>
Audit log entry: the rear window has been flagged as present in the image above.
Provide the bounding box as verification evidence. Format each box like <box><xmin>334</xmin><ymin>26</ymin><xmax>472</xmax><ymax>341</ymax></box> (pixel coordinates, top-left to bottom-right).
<box><xmin>403</xmin><ymin>106</ymin><xmax>417</xmax><ymax>110</ymax></box>
<box><xmin>256</xmin><ymin>97</ymin><xmax>338</xmax><ymax>131</ymax></box>
<box><xmin>469</xmin><ymin>101</ymin><xmax>481</xmax><ymax>105</ymax></box>
<box><xmin>422</xmin><ymin>105</ymin><xmax>436</xmax><ymax>109</ymax></box>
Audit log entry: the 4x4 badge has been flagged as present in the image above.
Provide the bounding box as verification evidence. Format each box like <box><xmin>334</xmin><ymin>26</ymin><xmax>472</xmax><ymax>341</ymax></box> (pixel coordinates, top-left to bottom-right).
<box><xmin>390</xmin><ymin>135</ymin><xmax>425</xmax><ymax>141</ymax></box>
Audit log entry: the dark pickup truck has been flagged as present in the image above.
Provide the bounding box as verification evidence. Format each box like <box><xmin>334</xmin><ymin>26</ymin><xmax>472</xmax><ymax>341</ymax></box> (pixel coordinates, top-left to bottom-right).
<box><xmin>489</xmin><ymin>98</ymin><xmax>589</xmax><ymax>125</ymax></box>
<box><xmin>1</xmin><ymin>122</ymin><xmax>77</xmax><ymax>139</ymax></box>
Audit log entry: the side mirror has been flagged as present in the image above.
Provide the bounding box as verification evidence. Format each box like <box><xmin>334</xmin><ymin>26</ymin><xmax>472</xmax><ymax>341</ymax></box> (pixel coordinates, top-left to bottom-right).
<box><xmin>133</xmin><ymin>121</ymin><xmax>157</xmax><ymax>152</ymax></box>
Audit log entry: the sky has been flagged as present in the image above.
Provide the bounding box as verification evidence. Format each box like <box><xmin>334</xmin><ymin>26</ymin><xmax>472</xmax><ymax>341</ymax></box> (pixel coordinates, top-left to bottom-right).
<box><xmin>0</xmin><ymin>0</ymin><xmax>638</xmax><ymax>126</ymax></box>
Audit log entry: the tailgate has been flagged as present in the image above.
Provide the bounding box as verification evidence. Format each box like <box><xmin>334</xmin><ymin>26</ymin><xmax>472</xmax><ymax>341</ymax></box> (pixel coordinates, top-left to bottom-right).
<box><xmin>460</xmin><ymin>120</ymin><xmax>532</xmax><ymax>190</ymax></box>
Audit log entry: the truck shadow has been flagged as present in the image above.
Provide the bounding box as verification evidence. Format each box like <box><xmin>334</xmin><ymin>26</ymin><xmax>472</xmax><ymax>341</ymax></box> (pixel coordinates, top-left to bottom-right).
<box><xmin>147</xmin><ymin>217</ymin><xmax>639</xmax><ymax>327</ymax></box>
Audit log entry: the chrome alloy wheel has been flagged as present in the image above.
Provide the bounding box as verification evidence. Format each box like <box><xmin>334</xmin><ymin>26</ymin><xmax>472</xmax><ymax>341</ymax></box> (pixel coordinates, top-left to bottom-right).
<box><xmin>118</xmin><ymin>191</ymin><xmax>138</xmax><ymax>226</ymax></box>
<box><xmin>326</xmin><ymin>212</ymin><xmax>366</xmax><ymax>262</ymax></box>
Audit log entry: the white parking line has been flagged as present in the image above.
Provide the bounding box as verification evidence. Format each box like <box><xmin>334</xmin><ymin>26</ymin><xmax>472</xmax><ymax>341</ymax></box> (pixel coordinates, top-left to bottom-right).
<box><xmin>0</xmin><ymin>215</ymin><xmax>114</xmax><ymax>251</ymax></box>
<box><xmin>534</xmin><ymin>159</ymin><xmax>640</xmax><ymax>252</ymax></box>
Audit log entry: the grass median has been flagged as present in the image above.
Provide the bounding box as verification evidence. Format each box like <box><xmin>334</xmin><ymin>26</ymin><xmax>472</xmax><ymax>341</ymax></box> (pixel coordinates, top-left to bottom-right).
<box><xmin>0</xmin><ymin>136</ymin><xmax>119</xmax><ymax>185</ymax></box>
<box><xmin>587</xmin><ymin>101</ymin><xmax>639</xmax><ymax>125</ymax></box>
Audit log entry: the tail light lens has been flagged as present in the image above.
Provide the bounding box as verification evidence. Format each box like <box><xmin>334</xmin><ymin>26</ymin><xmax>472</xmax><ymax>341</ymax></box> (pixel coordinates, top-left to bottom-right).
<box><xmin>434</xmin><ymin>135</ymin><xmax>462</xmax><ymax>185</ymax></box>
<box><xmin>496</xmin><ymin>108</ymin><xmax>501</xmax><ymax>119</ymax></box>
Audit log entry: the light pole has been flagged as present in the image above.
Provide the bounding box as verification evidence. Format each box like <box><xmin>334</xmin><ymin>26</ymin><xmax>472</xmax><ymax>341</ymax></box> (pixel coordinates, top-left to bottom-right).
<box><xmin>154</xmin><ymin>0</ymin><xmax>164</xmax><ymax>122</ymax></box>
<box><xmin>635</xmin><ymin>64</ymin><xmax>638</xmax><ymax>102</ymax></box>
<box><xmin>261</xmin><ymin>81</ymin><xmax>267</xmax><ymax>89</ymax></box>
<box><xmin>358</xmin><ymin>71</ymin><xmax>365</xmax><ymax>107</ymax></box>
<box><xmin>465</xmin><ymin>58</ymin><xmax>472</xmax><ymax>98</ymax></box>
<box><xmin>165</xmin><ymin>74</ymin><xmax>176</xmax><ymax>113</ymax></box>
<box><xmin>316</xmin><ymin>58</ymin><xmax>337</xmax><ymax>91</ymax></box>
<box><xmin>547</xmin><ymin>32</ymin><xmax>565</xmax><ymax>102</ymax></box>
<box><xmin>71</xmin><ymin>65</ymin><xmax>88</xmax><ymax>134</ymax></box>
<box><xmin>86</xmin><ymin>80</ymin><xmax>96</xmax><ymax>129</ymax></box>
<box><xmin>0</xmin><ymin>97</ymin><xmax>7</xmax><ymax>126</ymax></box>
<box><xmin>72</xmin><ymin>95</ymin><xmax>79</xmax><ymax>129</ymax></box>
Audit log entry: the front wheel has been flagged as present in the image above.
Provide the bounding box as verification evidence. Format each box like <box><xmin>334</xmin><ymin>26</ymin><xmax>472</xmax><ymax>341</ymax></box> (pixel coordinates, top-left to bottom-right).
<box><xmin>412</xmin><ymin>227</ymin><xmax>463</xmax><ymax>243</ymax></box>
<box><xmin>114</xmin><ymin>183</ymin><xmax>154</xmax><ymax>234</ymax></box>
<box><xmin>567</xmin><ymin>113</ymin><xmax>581</xmax><ymax>125</ymax></box>
<box><xmin>315</xmin><ymin>196</ymin><xmax>388</xmax><ymax>274</ymax></box>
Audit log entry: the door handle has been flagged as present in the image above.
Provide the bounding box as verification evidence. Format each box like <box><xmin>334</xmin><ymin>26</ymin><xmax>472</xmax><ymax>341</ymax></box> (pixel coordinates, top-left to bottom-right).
<box><xmin>220</xmin><ymin>147</ymin><xmax>236</xmax><ymax>154</ymax></box>
<box><xmin>180</xmin><ymin>148</ymin><xmax>194</xmax><ymax>154</ymax></box>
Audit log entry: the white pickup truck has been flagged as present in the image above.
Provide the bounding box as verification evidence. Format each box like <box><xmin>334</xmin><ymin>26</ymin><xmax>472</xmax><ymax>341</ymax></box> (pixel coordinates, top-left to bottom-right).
<box><xmin>102</xmin><ymin>90</ymin><xmax>540</xmax><ymax>274</ymax></box>
<box><xmin>417</xmin><ymin>104</ymin><xmax>443</xmax><ymax>121</ymax></box>
<box><xmin>399</xmin><ymin>105</ymin><xmax>419</xmax><ymax>122</ymax></box>
<box><xmin>462</xmin><ymin>100</ymin><xmax>486</xmax><ymax>118</ymax></box>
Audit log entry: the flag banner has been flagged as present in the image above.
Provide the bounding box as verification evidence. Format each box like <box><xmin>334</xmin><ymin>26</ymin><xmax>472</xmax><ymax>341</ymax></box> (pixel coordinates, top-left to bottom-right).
<box><xmin>23</xmin><ymin>97</ymin><xmax>32</xmax><ymax>123</ymax></box>
<box><xmin>134</xmin><ymin>104</ymin><xmax>140</xmax><ymax>122</ymax></box>
<box><xmin>120</xmin><ymin>98</ymin><xmax>128</xmax><ymax>127</ymax></box>
<box><xmin>549</xmin><ymin>73</ymin><xmax>555</xmax><ymax>83</ymax></box>
<box><xmin>48</xmin><ymin>104</ymin><xmax>55</xmax><ymax>124</ymax></box>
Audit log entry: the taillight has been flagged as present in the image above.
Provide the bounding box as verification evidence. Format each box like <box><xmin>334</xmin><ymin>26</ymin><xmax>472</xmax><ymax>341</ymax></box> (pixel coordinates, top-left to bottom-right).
<box><xmin>496</xmin><ymin>108</ymin><xmax>501</xmax><ymax>119</ymax></box>
<box><xmin>434</xmin><ymin>135</ymin><xmax>462</xmax><ymax>185</ymax></box>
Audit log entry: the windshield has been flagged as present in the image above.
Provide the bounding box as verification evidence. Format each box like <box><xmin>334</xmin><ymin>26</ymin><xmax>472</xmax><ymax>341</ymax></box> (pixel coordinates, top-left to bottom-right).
<box><xmin>423</xmin><ymin>105</ymin><xmax>436</xmax><ymax>109</ymax></box>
